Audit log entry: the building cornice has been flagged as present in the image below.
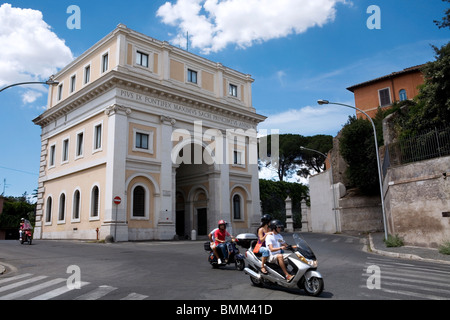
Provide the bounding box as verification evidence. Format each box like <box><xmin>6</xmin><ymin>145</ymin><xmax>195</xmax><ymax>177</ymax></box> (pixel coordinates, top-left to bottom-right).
<box><xmin>33</xmin><ymin>70</ymin><xmax>266</xmax><ymax>128</ymax></box>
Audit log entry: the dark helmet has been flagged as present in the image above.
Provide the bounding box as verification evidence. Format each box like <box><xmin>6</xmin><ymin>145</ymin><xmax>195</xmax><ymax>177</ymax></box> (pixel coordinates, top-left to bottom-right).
<box><xmin>269</xmin><ymin>219</ymin><xmax>284</xmax><ymax>231</ymax></box>
<box><xmin>261</xmin><ymin>214</ymin><xmax>272</xmax><ymax>224</ymax></box>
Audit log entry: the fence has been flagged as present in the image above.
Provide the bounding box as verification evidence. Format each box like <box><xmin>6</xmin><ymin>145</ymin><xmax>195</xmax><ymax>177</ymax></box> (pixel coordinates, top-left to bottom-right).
<box><xmin>383</xmin><ymin>126</ymin><xmax>450</xmax><ymax>177</ymax></box>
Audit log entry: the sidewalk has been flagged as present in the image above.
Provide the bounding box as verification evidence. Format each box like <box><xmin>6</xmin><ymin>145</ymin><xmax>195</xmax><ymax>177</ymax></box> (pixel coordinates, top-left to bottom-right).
<box><xmin>369</xmin><ymin>232</ymin><xmax>450</xmax><ymax>265</ymax></box>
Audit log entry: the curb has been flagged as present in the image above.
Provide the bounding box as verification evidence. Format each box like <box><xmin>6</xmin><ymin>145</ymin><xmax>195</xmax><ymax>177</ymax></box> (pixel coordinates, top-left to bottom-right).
<box><xmin>368</xmin><ymin>234</ymin><xmax>450</xmax><ymax>265</ymax></box>
<box><xmin>0</xmin><ymin>264</ymin><xmax>5</xmax><ymax>275</ymax></box>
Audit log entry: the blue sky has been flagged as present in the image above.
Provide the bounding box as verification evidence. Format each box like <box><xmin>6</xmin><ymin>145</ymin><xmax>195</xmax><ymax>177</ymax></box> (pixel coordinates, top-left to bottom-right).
<box><xmin>0</xmin><ymin>0</ymin><xmax>448</xmax><ymax>197</ymax></box>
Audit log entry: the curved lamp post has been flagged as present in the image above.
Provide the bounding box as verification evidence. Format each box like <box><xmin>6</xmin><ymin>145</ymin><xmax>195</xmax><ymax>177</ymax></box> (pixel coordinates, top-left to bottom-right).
<box><xmin>317</xmin><ymin>99</ymin><xmax>388</xmax><ymax>240</ymax></box>
<box><xmin>300</xmin><ymin>146</ymin><xmax>340</xmax><ymax>233</ymax></box>
<box><xmin>0</xmin><ymin>78</ymin><xmax>59</xmax><ymax>93</ymax></box>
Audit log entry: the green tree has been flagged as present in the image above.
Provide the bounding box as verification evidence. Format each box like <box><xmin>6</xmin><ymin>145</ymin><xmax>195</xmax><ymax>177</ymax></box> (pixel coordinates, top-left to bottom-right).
<box><xmin>259</xmin><ymin>179</ymin><xmax>309</xmax><ymax>229</ymax></box>
<box><xmin>339</xmin><ymin>116</ymin><xmax>380</xmax><ymax>195</ymax></box>
<box><xmin>0</xmin><ymin>195</ymin><xmax>36</xmax><ymax>229</ymax></box>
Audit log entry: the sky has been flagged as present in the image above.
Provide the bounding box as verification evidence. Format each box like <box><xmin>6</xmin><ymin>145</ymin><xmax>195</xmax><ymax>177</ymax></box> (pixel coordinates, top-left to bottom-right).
<box><xmin>0</xmin><ymin>0</ymin><xmax>448</xmax><ymax>198</ymax></box>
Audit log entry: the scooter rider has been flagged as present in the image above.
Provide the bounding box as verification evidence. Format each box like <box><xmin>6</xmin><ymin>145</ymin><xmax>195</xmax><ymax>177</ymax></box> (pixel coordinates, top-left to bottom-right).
<box><xmin>256</xmin><ymin>214</ymin><xmax>272</xmax><ymax>275</ymax></box>
<box><xmin>265</xmin><ymin>219</ymin><xmax>296</xmax><ymax>282</ymax></box>
<box><xmin>213</xmin><ymin>220</ymin><xmax>234</xmax><ymax>265</ymax></box>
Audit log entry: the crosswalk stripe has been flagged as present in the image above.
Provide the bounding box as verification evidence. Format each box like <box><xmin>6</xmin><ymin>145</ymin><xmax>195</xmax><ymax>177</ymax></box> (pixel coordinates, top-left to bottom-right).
<box><xmin>74</xmin><ymin>285</ymin><xmax>117</xmax><ymax>300</ymax></box>
<box><xmin>0</xmin><ymin>273</ymin><xmax>33</xmax><ymax>285</ymax></box>
<box><xmin>120</xmin><ymin>292</ymin><xmax>148</xmax><ymax>300</ymax></box>
<box><xmin>30</xmin><ymin>281</ymin><xmax>90</xmax><ymax>300</ymax></box>
<box><xmin>0</xmin><ymin>278</ymin><xmax>66</xmax><ymax>300</ymax></box>
<box><xmin>0</xmin><ymin>275</ymin><xmax>47</xmax><ymax>293</ymax></box>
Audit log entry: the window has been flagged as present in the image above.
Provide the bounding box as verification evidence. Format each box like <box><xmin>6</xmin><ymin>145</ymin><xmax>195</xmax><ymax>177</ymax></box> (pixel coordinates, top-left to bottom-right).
<box><xmin>49</xmin><ymin>145</ymin><xmax>56</xmax><ymax>167</ymax></box>
<box><xmin>70</xmin><ymin>75</ymin><xmax>76</xmax><ymax>93</ymax></box>
<box><xmin>45</xmin><ymin>197</ymin><xmax>52</xmax><ymax>223</ymax></box>
<box><xmin>136</xmin><ymin>51</ymin><xmax>149</xmax><ymax>68</ymax></box>
<box><xmin>378</xmin><ymin>88</ymin><xmax>391</xmax><ymax>107</ymax></box>
<box><xmin>94</xmin><ymin>124</ymin><xmax>102</xmax><ymax>151</ymax></box>
<box><xmin>233</xmin><ymin>151</ymin><xmax>242</xmax><ymax>165</ymax></box>
<box><xmin>132</xmin><ymin>186</ymin><xmax>146</xmax><ymax>218</ymax></box>
<box><xmin>76</xmin><ymin>132</ymin><xmax>84</xmax><ymax>157</ymax></box>
<box><xmin>102</xmin><ymin>53</ymin><xmax>109</xmax><ymax>73</ymax></box>
<box><xmin>399</xmin><ymin>89</ymin><xmax>407</xmax><ymax>101</ymax></box>
<box><xmin>57</xmin><ymin>84</ymin><xmax>63</xmax><ymax>101</ymax></box>
<box><xmin>73</xmin><ymin>190</ymin><xmax>80</xmax><ymax>220</ymax></box>
<box><xmin>135</xmin><ymin>132</ymin><xmax>149</xmax><ymax>150</ymax></box>
<box><xmin>62</xmin><ymin>138</ymin><xmax>69</xmax><ymax>162</ymax></box>
<box><xmin>229</xmin><ymin>84</ymin><xmax>238</xmax><ymax>97</ymax></box>
<box><xmin>188</xmin><ymin>69</ymin><xmax>198</xmax><ymax>84</ymax></box>
<box><xmin>91</xmin><ymin>186</ymin><xmax>99</xmax><ymax>218</ymax></box>
<box><xmin>59</xmin><ymin>193</ymin><xmax>66</xmax><ymax>222</ymax></box>
<box><xmin>233</xmin><ymin>195</ymin><xmax>241</xmax><ymax>220</ymax></box>
<box><xmin>84</xmin><ymin>65</ymin><xmax>91</xmax><ymax>84</ymax></box>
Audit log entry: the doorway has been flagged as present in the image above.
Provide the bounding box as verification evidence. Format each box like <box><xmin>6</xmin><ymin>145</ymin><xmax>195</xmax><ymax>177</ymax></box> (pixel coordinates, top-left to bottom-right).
<box><xmin>197</xmin><ymin>208</ymin><xmax>207</xmax><ymax>236</ymax></box>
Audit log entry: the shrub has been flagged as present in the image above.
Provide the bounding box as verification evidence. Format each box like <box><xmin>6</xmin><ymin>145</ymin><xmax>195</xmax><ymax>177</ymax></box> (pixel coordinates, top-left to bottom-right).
<box><xmin>384</xmin><ymin>234</ymin><xmax>404</xmax><ymax>247</ymax></box>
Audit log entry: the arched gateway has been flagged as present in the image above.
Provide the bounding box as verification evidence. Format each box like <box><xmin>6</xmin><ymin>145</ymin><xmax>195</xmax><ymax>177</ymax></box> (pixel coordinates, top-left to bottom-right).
<box><xmin>32</xmin><ymin>25</ymin><xmax>266</xmax><ymax>241</ymax></box>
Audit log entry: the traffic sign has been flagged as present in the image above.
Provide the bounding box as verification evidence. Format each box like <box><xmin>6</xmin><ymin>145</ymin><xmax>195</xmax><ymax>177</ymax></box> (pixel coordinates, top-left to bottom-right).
<box><xmin>113</xmin><ymin>196</ymin><xmax>122</xmax><ymax>205</ymax></box>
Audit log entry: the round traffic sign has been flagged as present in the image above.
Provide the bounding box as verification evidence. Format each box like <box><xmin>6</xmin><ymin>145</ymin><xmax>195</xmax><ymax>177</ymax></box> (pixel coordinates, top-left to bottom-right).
<box><xmin>113</xmin><ymin>196</ymin><xmax>122</xmax><ymax>205</ymax></box>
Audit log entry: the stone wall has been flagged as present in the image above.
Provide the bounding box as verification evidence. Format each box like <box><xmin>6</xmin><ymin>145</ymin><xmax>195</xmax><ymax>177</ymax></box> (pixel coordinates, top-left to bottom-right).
<box><xmin>383</xmin><ymin>155</ymin><xmax>450</xmax><ymax>248</ymax></box>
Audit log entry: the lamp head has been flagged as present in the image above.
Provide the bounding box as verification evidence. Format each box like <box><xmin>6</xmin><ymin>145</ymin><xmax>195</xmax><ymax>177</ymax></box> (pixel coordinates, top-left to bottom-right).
<box><xmin>317</xmin><ymin>99</ymin><xmax>329</xmax><ymax>105</ymax></box>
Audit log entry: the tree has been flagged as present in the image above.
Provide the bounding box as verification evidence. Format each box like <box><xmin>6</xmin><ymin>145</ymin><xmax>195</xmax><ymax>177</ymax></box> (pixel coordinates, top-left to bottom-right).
<box><xmin>339</xmin><ymin>116</ymin><xmax>380</xmax><ymax>195</ymax></box>
<box><xmin>0</xmin><ymin>196</ymin><xmax>36</xmax><ymax>230</ymax></box>
<box><xmin>260</xmin><ymin>134</ymin><xmax>333</xmax><ymax>181</ymax></box>
<box><xmin>434</xmin><ymin>0</ymin><xmax>450</xmax><ymax>29</ymax></box>
<box><xmin>259</xmin><ymin>179</ymin><xmax>309</xmax><ymax>229</ymax></box>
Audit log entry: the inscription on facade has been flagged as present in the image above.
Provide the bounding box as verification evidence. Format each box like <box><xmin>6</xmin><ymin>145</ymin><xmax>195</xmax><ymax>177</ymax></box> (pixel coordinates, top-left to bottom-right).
<box><xmin>119</xmin><ymin>89</ymin><xmax>255</xmax><ymax>129</ymax></box>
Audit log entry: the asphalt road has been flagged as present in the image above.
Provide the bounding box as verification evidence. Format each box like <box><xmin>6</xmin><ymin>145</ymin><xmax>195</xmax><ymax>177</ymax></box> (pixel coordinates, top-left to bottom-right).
<box><xmin>1</xmin><ymin>232</ymin><xmax>449</xmax><ymax>301</ymax></box>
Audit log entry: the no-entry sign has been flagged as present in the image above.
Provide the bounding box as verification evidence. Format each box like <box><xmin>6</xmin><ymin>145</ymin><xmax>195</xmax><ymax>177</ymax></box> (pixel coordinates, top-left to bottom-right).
<box><xmin>113</xmin><ymin>196</ymin><xmax>122</xmax><ymax>205</ymax></box>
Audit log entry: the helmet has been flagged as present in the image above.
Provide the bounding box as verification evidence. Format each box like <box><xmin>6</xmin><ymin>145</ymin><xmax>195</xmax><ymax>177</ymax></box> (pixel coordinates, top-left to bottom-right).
<box><xmin>261</xmin><ymin>214</ymin><xmax>272</xmax><ymax>223</ymax></box>
<box><xmin>218</xmin><ymin>220</ymin><xmax>227</xmax><ymax>228</ymax></box>
<box><xmin>269</xmin><ymin>219</ymin><xmax>284</xmax><ymax>231</ymax></box>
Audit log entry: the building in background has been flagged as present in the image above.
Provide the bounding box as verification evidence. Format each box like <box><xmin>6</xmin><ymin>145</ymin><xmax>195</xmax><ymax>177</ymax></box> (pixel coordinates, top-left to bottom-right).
<box><xmin>347</xmin><ymin>65</ymin><xmax>425</xmax><ymax>119</ymax></box>
<box><xmin>33</xmin><ymin>24</ymin><xmax>266</xmax><ymax>241</ymax></box>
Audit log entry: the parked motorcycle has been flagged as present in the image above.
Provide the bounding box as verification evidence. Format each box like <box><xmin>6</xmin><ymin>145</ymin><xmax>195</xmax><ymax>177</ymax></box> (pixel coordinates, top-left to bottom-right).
<box><xmin>204</xmin><ymin>239</ymin><xmax>245</xmax><ymax>270</ymax></box>
<box><xmin>239</xmin><ymin>233</ymin><xmax>324</xmax><ymax>296</ymax></box>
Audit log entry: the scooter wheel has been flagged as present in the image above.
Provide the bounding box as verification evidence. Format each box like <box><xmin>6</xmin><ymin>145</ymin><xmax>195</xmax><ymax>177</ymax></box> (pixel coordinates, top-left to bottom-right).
<box><xmin>301</xmin><ymin>277</ymin><xmax>324</xmax><ymax>297</ymax></box>
<box><xmin>235</xmin><ymin>259</ymin><xmax>245</xmax><ymax>271</ymax></box>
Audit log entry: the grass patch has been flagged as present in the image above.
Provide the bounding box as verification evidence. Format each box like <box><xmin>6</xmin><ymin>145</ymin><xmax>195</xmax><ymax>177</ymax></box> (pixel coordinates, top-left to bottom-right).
<box><xmin>384</xmin><ymin>234</ymin><xmax>404</xmax><ymax>247</ymax></box>
<box><xmin>438</xmin><ymin>241</ymin><xmax>450</xmax><ymax>255</ymax></box>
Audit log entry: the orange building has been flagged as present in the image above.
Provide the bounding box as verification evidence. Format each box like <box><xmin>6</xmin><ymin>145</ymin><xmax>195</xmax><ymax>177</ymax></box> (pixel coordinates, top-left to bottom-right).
<box><xmin>347</xmin><ymin>65</ymin><xmax>425</xmax><ymax>119</ymax></box>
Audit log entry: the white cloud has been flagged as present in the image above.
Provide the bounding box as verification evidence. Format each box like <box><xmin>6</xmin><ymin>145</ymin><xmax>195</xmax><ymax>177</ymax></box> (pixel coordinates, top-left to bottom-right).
<box><xmin>258</xmin><ymin>104</ymin><xmax>352</xmax><ymax>137</ymax></box>
<box><xmin>21</xmin><ymin>90</ymin><xmax>43</xmax><ymax>104</ymax></box>
<box><xmin>157</xmin><ymin>0</ymin><xmax>347</xmax><ymax>54</ymax></box>
<box><xmin>0</xmin><ymin>3</ymin><xmax>73</xmax><ymax>102</ymax></box>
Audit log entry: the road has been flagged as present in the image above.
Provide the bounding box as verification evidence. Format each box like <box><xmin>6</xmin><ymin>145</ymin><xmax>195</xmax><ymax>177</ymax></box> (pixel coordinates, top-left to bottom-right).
<box><xmin>0</xmin><ymin>233</ymin><xmax>449</xmax><ymax>301</ymax></box>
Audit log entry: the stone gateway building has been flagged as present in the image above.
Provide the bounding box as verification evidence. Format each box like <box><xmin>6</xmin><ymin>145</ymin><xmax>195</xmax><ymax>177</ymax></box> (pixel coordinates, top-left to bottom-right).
<box><xmin>33</xmin><ymin>25</ymin><xmax>266</xmax><ymax>241</ymax></box>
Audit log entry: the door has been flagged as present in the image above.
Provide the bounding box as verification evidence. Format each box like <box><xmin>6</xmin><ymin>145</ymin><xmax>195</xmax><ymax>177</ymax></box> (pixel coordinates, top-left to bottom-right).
<box><xmin>197</xmin><ymin>208</ymin><xmax>207</xmax><ymax>236</ymax></box>
<box><xmin>176</xmin><ymin>210</ymin><xmax>185</xmax><ymax>237</ymax></box>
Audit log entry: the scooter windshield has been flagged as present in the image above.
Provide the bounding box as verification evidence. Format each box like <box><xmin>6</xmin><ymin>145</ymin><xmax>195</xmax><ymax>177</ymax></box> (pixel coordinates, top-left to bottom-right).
<box><xmin>293</xmin><ymin>234</ymin><xmax>316</xmax><ymax>260</ymax></box>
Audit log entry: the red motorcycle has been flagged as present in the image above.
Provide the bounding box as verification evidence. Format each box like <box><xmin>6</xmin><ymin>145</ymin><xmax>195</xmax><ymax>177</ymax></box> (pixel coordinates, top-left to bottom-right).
<box><xmin>20</xmin><ymin>229</ymin><xmax>33</xmax><ymax>245</ymax></box>
<box><xmin>20</xmin><ymin>219</ymin><xmax>33</xmax><ymax>245</ymax></box>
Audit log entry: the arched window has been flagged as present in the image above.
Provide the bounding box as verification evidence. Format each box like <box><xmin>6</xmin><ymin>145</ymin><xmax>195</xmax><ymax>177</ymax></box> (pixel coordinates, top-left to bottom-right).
<box><xmin>73</xmin><ymin>190</ymin><xmax>81</xmax><ymax>220</ymax></box>
<box><xmin>45</xmin><ymin>197</ymin><xmax>52</xmax><ymax>223</ymax></box>
<box><xmin>399</xmin><ymin>89</ymin><xmax>407</xmax><ymax>101</ymax></box>
<box><xmin>133</xmin><ymin>186</ymin><xmax>146</xmax><ymax>217</ymax></box>
<box><xmin>59</xmin><ymin>193</ymin><xmax>66</xmax><ymax>222</ymax></box>
<box><xmin>91</xmin><ymin>186</ymin><xmax>99</xmax><ymax>218</ymax></box>
<box><xmin>233</xmin><ymin>194</ymin><xmax>242</xmax><ymax>220</ymax></box>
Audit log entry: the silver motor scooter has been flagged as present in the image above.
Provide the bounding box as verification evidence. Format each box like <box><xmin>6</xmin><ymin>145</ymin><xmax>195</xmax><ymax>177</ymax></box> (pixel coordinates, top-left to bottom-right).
<box><xmin>238</xmin><ymin>233</ymin><xmax>324</xmax><ymax>296</ymax></box>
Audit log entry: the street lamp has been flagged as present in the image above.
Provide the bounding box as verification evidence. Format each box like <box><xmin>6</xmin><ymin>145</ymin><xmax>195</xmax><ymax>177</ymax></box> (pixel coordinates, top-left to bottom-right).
<box><xmin>300</xmin><ymin>146</ymin><xmax>340</xmax><ymax>233</ymax></box>
<box><xmin>317</xmin><ymin>99</ymin><xmax>388</xmax><ymax>240</ymax></box>
<box><xmin>0</xmin><ymin>78</ymin><xmax>59</xmax><ymax>93</ymax></box>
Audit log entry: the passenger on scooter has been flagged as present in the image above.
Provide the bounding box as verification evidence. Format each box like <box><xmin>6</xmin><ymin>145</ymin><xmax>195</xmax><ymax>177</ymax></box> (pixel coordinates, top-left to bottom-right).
<box><xmin>213</xmin><ymin>220</ymin><xmax>235</xmax><ymax>265</ymax></box>
<box><xmin>266</xmin><ymin>220</ymin><xmax>296</xmax><ymax>282</ymax></box>
<box><xmin>255</xmin><ymin>214</ymin><xmax>273</xmax><ymax>275</ymax></box>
